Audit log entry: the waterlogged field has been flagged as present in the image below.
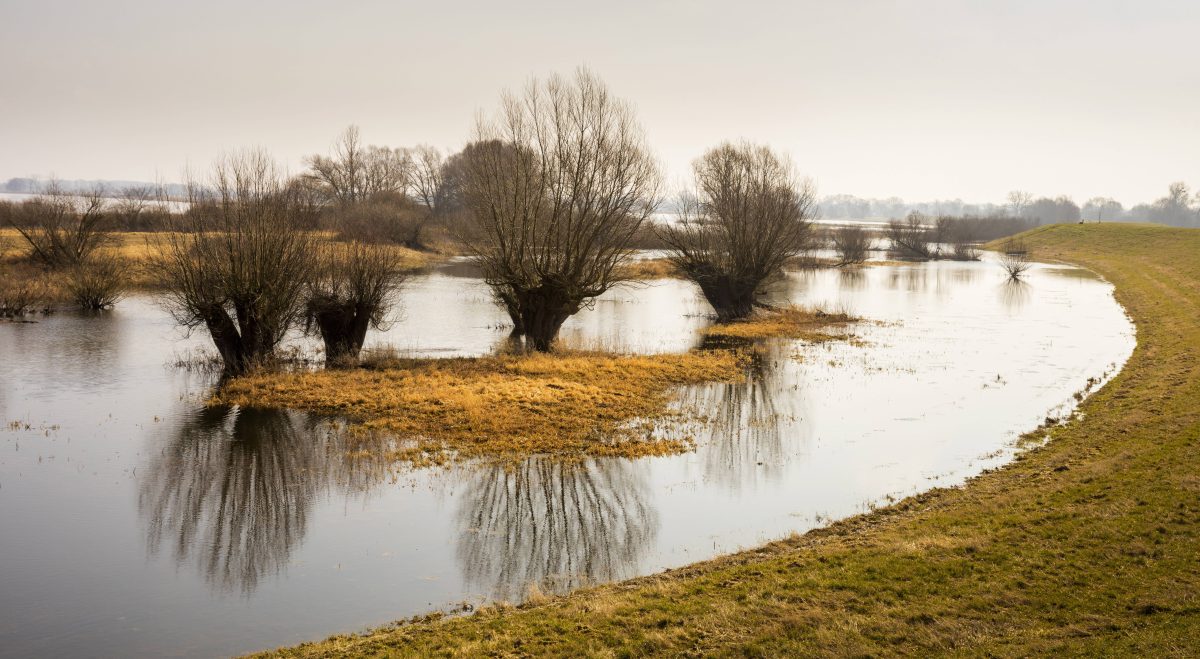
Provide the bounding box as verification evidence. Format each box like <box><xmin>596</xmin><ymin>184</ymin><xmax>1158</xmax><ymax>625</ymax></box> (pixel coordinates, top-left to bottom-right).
<box><xmin>0</xmin><ymin>255</ymin><xmax>1133</xmax><ymax>657</ymax></box>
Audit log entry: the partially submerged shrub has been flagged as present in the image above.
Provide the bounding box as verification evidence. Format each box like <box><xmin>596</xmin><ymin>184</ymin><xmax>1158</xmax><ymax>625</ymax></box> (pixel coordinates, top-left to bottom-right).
<box><xmin>0</xmin><ymin>273</ymin><xmax>49</xmax><ymax>317</ymax></box>
<box><xmin>65</xmin><ymin>252</ymin><xmax>127</xmax><ymax>310</ymax></box>
<box><xmin>660</xmin><ymin>142</ymin><xmax>816</xmax><ymax>321</ymax></box>
<box><xmin>1000</xmin><ymin>240</ymin><xmax>1032</xmax><ymax>279</ymax></box>
<box><xmin>885</xmin><ymin>211</ymin><xmax>935</xmax><ymax>260</ymax></box>
<box><xmin>830</xmin><ymin>225</ymin><xmax>872</xmax><ymax>265</ymax></box>
<box><xmin>304</xmin><ymin>240</ymin><xmax>409</xmax><ymax>366</ymax></box>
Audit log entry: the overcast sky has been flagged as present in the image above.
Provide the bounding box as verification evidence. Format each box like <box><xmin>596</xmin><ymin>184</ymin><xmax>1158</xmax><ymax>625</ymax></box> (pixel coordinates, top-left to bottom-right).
<box><xmin>2</xmin><ymin>0</ymin><xmax>1197</xmax><ymax>204</ymax></box>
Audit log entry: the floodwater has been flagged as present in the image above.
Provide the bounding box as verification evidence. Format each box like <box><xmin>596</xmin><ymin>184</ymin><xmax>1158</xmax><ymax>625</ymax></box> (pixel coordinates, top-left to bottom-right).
<box><xmin>0</xmin><ymin>255</ymin><xmax>1134</xmax><ymax>658</ymax></box>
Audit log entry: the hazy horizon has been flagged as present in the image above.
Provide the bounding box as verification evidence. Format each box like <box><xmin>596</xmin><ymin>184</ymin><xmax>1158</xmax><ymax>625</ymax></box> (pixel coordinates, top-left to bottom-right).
<box><xmin>2</xmin><ymin>0</ymin><xmax>1197</xmax><ymax>205</ymax></box>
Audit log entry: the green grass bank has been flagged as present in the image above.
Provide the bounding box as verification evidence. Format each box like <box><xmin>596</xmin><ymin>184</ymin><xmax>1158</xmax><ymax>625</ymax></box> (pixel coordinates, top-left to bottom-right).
<box><xmin>258</xmin><ymin>224</ymin><xmax>1200</xmax><ymax>657</ymax></box>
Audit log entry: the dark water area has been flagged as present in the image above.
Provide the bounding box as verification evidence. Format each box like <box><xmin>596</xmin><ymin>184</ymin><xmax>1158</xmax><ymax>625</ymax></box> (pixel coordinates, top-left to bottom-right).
<box><xmin>0</xmin><ymin>256</ymin><xmax>1133</xmax><ymax>657</ymax></box>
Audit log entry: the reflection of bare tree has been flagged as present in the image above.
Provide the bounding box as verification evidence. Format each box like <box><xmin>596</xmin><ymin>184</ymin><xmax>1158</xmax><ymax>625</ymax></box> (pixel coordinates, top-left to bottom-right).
<box><xmin>455</xmin><ymin>457</ymin><xmax>656</xmax><ymax>602</ymax></box>
<box><xmin>999</xmin><ymin>279</ymin><xmax>1032</xmax><ymax>315</ymax></box>
<box><xmin>139</xmin><ymin>407</ymin><xmax>382</xmax><ymax>595</ymax></box>
<box><xmin>837</xmin><ymin>267</ymin><xmax>867</xmax><ymax>291</ymax></box>
<box><xmin>675</xmin><ymin>351</ymin><xmax>788</xmax><ymax>490</ymax></box>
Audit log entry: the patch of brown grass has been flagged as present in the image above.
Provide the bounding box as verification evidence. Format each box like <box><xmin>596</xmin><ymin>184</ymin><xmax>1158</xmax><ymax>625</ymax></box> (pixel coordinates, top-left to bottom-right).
<box><xmin>0</xmin><ymin>229</ymin><xmax>435</xmax><ymax>297</ymax></box>
<box><xmin>702</xmin><ymin>305</ymin><xmax>855</xmax><ymax>341</ymax></box>
<box><xmin>212</xmin><ymin>349</ymin><xmax>752</xmax><ymax>465</ymax></box>
<box><xmin>615</xmin><ymin>257</ymin><xmax>681</xmax><ymax>280</ymax></box>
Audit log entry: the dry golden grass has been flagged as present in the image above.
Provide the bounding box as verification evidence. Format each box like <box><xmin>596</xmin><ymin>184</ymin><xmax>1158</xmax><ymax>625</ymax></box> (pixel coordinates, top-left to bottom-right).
<box><xmin>213</xmin><ymin>349</ymin><xmax>752</xmax><ymax>465</ymax></box>
<box><xmin>702</xmin><ymin>305</ymin><xmax>855</xmax><ymax>341</ymax></box>
<box><xmin>0</xmin><ymin>229</ymin><xmax>434</xmax><ymax>300</ymax></box>
<box><xmin>615</xmin><ymin>257</ymin><xmax>681</xmax><ymax>280</ymax></box>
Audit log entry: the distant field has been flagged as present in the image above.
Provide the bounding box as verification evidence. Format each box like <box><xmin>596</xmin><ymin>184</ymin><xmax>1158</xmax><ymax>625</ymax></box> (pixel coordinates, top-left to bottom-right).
<box><xmin>256</xmin><ymin>223</ymin><xmax>1200</xmax><ymax>657</ymax></box>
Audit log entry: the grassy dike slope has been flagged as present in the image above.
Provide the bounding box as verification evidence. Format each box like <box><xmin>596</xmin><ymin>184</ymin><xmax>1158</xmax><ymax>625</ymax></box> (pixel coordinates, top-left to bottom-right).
<box><xmin>261</xmin><ymin>224</ymin><xmax>1200</xmax><ymax>657</ymax></box>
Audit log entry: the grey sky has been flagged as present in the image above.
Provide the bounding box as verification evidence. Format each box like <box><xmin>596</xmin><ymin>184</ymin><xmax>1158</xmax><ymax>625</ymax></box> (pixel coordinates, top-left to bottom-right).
<box><xmin>2</xmin><ymin>0</ymin><xmax>1197</xmax><ymax>204</ymax></box>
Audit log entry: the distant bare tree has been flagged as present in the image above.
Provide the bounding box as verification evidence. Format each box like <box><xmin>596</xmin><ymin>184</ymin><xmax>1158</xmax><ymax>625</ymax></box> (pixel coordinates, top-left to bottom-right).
<box><xmin>402</xmin><ymin>145</ymin><xmax>446</xmax><ymax>248</ymax></box>
<box><xmin>304</xmin><ymin>126</ymin><xmax>411</xmax><ymax>205</ymax></box>
<box><xmin>1008</xmin><ymin>190</ymin><xmax>1033</xmax><ymax>218</ymax></box>
<box><xmin>4</xmin><ymin>183</ymin><xmax>111</xmax><ymax>267</ymax></box>
<box><xmin>457</xmin><ymin>68</ymin><xmax>662</xmax><ymax>350</ymax></box>
<box><xmin>1149</xmin><ymin>182</ymin><xmax>1198</xmax><ymax>227</ymax></box>
<box><xmin>152</xmin><ymin>150</ymin><xmax>316</xmax><ymax>376</ymax></box>
<box><xmin>1083</xmin><ymin>197</ymin><xmax>1122</xmax><ymax>222</ymax></box>
<box><xmin>831</xmin><ymin>224</ymin><xmax>872</xmax><ymax>266</ymax></box>
<box><xmin>304</xmin><ymin>240</ymin><xmax>408</xmax><ymax>366</ymax></box>
<box><xmin>659</xmin><ymin>142</ymin><xmax>815</xmax><ymax>321</ymax></box>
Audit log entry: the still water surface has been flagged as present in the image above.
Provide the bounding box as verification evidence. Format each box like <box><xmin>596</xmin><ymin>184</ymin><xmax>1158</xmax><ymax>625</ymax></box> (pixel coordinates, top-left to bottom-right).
<box><xmin>0</xmin><ymin>256</ymin><xmax>1133</xmax><ymax>657</ymax></box>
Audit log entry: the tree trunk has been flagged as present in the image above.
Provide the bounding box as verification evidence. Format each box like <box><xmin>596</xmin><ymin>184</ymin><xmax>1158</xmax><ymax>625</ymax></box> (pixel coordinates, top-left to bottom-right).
<box><xmin>310</xmin><ymin>302</ymin><xmax>373</xmax><ymax>366</ymax></box>
<box><xmin>514</xmin><ymin>287</ymin><xmax>576</xmax><ymax>352</ymax></box>
<box><xmin>202</xmin><ymin>306</ymin><xmax>250</xmax><ymax>376</ymax></box>
<box><xmin>697</xmin><ymin>278</ymin><xmax>757</xmax><ymax>322</ymax></box>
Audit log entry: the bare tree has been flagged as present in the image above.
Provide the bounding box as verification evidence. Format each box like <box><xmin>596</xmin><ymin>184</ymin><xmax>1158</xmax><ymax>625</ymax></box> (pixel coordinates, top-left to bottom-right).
<box><xmin>304</xmin><ymin>240</ymin><xmax>408</xmax><ymax>366</ymax></box>
<box><xmin>5</xmin><ymin>183</ymin><xmax>111</xmax><ymax>267</ymax></box>
<box><xmin>152</xmin><ymin>150</ymin><xmax>316</xmax><ymax>376</ymax></box>
<box><xmin>457</xmin><ymin>68</ymin><xmax>663</xmax><ymax>350</ymax></box>
<box><xmin>1083</xmin><ymin>196</ymin><xmax>1122</xmax><ymax>223</ymax></box>
<box><xmin>1008</xmin><ymin>190</ymin><xmax>1033</xmax><ymax>218</ymax></box>
<box><xmin>1000</xmin><ymin>239</ymin><xmax>1032</xmax><ymax>280</ymax></box>
<box><xmin>659</xmin><ymin>142</ymin><xmax>815</xmax><ymax>321</ymax></box>
<box><xmin>402</xmin><ymin>145</ymin><xmax>446</xmax><ymax>248</ymax></box>
<box><xmin>304</xmin><ymin>125</ymin><xmax>411</xmax><ymax>206</ymax></box>
<box><xmin>830</xmin><ymin>224</ymin><xmax>872</xmax><ymax>265</ymax></box>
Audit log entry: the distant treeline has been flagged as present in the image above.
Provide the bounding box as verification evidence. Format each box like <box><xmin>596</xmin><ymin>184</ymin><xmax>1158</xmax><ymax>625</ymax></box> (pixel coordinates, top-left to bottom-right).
<box><xmin>819</xmin><ymin>183</ymin><xmax>1200</xmax><ymax>228</ymax></box>
<box><xmin>1</xmin><ymin>177</ymin><xmax>189</xmax><ymax>199</ymax></box>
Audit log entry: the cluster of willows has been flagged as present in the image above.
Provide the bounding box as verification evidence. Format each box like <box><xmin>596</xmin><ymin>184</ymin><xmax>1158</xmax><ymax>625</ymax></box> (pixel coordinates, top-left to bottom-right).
<box><xmin>0</xmin><ymin>185</ymin><xmax>137</xmax><ymax>311</ymax></box>
<box><xmin>2</xmin><ymin>67</ymin><xmax>1033</xmax><ymax>374</ymax></box>
<box><xmin>164</xmin><ymin>67</ymin><xmax>823</xmax><ymax>373</ymax></box>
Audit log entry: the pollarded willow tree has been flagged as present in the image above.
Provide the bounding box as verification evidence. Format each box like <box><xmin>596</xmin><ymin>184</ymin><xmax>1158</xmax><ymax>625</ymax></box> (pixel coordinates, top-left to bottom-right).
<box><xmin>304</xmin><ymin>239</ymin><xmax>408</xmax><ymax>366</ymax></box>
<box><xmin>153</xmin><ymin>150</ymin><xmax>316</xmax><ymax>376</ymax></box>
<box><xmin>456</xmin><ymin>68</ymin><xmax>663</xmax><ymax>351</ymax></box>
<box><xmin>659</xmin><ymin>142</ymin><xmax>816</xmax><ymax>321</ymax></box>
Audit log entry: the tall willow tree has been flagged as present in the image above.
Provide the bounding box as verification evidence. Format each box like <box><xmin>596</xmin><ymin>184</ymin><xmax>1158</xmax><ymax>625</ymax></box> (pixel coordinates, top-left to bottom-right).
<box><xmin>456</xmin><ymin>68</ymin><xmax>662</xmax><ymax>351</ymax></box>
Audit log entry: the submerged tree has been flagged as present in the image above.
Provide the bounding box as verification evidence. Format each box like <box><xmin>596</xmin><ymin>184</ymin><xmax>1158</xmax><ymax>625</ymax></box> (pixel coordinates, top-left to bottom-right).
<box><xmin>830</xmin><ymin>224</ymin><xmax>872</xmax><ymax>265</ymax></box>
<box><xmin>885</xmin><ymin>211</ymin><xmax>936</xmax><ymax>259</ymax></box>
<box><xmin>456</xmin><ymin>68</ymin><xmax>662</xmax><ymax>351</ymax></box>
<box><xmin>659</xmin><ymin>142</ymin><xmax>816</xmax><ymax>321</ymax></box>
<box><xmin>1000</xmin><ymin>239</ymin><xmax>1032</xmax><ymax>280</ymax></box>
<box><xmin>152</xmin><ymin>150</ymin><xmax>315</xmax><ymax>376</ymax></box>
<box><xmin>304</xmin><ymin>240</ymin><xmax>408</xmax><ymax>366</ymax></box>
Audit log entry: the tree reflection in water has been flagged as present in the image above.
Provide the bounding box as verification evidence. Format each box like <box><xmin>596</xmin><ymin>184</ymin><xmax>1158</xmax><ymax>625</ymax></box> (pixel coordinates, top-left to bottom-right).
<box><xmin>671</xmin><ymin>348</ymin><xmax>795</xmax><ymax>490</ymax></box>
<box><xmin>138</xmin><ymin>406</ymin><xmax>384</xmax><ymax>594</ymax></box>
<box><xmin>455</xmin><ymin>457</ymin><xmax>656</xmax><ymax>603</ymax></box>
<box><xmin>999</xmin><ymin>279</ymin><xmax>1032</xmax><ymax>315</ymax></box>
